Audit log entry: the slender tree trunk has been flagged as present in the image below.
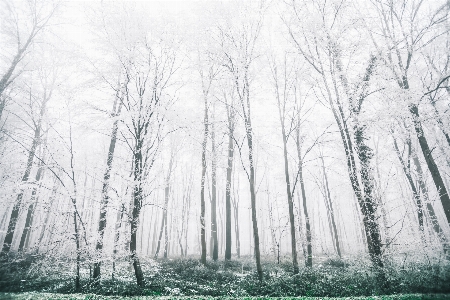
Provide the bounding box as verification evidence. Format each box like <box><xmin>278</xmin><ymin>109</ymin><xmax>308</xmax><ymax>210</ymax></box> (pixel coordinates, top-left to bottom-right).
<box><xmin>232</xmin><ymin>191</ymin><xmax>240</xmax><ymax>258</ymax></box>
<box><xmin>320</xmin><ymin>156</ymin><xmax>341</xmax><ymax>257</ymax></box>
<box><xmin>74</xmin><ymin>210</ymin><xmax>81</xmax><ymax>292</ymax></box>
<box><xmin>130</xmin><ymin>142</ymin><xmax>145</xmax><ymax>287</ymax></box>
<box><xmin>112</xmin><ymin>204</ymin><xmax>124</xmax><ymax>280</ymax></box>
<box><xmin>245</xmin><ymin>123</ymin><xmax>263</xmax><ymax>280</ymax></box>
<box><xmin>281</xmin><ymin>130</ymin><xmax>299</xmax><ymax>273</ymax></box>
<box><xmin>412</xmin><ymin>149</ymin><xmax>449</xmax><ymax>248</ymax></box>
<box><xmin>409</xmin><ymin>103</ymin><xmax>450</xmax><ymax>225</ymax></box>
<box><xmin>393</xmin><ymin>136</ymin><xmax>424</xmax><ymax>230</ymax></box>
<box><xmin>296</xmin><ymin>130</ymin><xmax>312</xmax><ymax>267</ymax></box>
<box><xmin>93</xmin><ymin>96</ymin><xmax>123</xmax><ymax>281</ymax></box>
<box><xmin>200</xmin><ymin>93</ymin><xmax>208</xmax><ymax>265</ymax></box>
<box><xmin>211</xmin><ymin>108</ymin><xmax>218</xmax><ymax>261</ymax></box>
<box><xmin>225</xmin><ymin>111</ymin><xmax>234</xmax><ymax>261</ymax></box>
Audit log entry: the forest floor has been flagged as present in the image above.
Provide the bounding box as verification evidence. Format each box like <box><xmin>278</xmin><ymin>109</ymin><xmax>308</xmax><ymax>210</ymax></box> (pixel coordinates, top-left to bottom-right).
<box><xmin>1</xmin><ymin>255</ymin><xmax>450</xmax><ymax>298</ymax></box>
<box><xmin>1</xmin><ymin>292</ymin><xmax>450</xmax><ymax>300</ymax></box>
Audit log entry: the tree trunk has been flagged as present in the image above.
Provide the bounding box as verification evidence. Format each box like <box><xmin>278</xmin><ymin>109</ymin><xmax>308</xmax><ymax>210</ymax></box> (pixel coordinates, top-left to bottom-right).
<box><xmin>296</xmin><ymin>130</ymin><xmax>312</xmax><ymax>267</ymax></box>
<box><xmin>320</xmin><ymin>156</ymin><xmax>341</xmax><ymax>257</ymax></box>
<box><xmin>392</xmin><ymin>136</ymin><xmax>424</xmax><ymax>230</ymax></box>
<box><xmin>412</xmin><ymin>149</ymin><xmax>449</xmax><ymax>248</ymax></box>
<box><xmin>1</xmin><ymin>110</ymin><xmax>43</xmax><ymax>256</ymax></box>
<box><xmin>281</xmin><ymin>130</ymin><xmax>299</xmax><ymax>273</ymax></box>
<box><xmin>112</xmin><ymin>204</ymin><xmax>124</xmax><ymax>280</ymax></box>
<box><xmin>93</xmin><ymin>96</ymin><xmax>123</xmax><ymax>281</ymax></box>
<box><xmin>130</xmin><ymin>143</ymin><xmax>145</xmax><ymax>287</ymax></box>
<box><xmin>225</xmin><ymin>110</ymin><xmax>235</xmax><ymax>261</ymax></box>
<box><xmin>409</xmin><ymin>103</ymin><xmax>450</xmax><ymax>225</ymax></box>
<box><xmin>211</xmin><ymin>108</ymin><xmax>218</xmax><ymax>261</ymax></box>
<box><xmin>245</xmin><ymin>122</ymin><xmax>263</xmax><ymax>280</ymax></box>
<box><xmin>200</xmin><ymin>93</ymin><xmax>208</xmax><ymax>265</ymax></box>
<box><xmin>74</xmin><ymin>210</ymin><xmax>81</xmax><ymax>292</ymax></box>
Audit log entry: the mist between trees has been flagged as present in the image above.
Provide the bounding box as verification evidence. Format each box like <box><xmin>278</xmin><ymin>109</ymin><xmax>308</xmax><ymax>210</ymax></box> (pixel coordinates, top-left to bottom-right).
<box><xmin>0</xmin><ymin>0</ymin><xmax>450</xmax><ymax>296</ymax></box>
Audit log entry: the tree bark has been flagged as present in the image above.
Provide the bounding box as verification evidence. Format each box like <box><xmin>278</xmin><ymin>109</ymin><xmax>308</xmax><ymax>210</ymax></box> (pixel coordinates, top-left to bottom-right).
<box><xmin>296</xmin><ymin>133</ymin><xmax>312</xmax><ymax>267</ymax></box>
<box><xmin>200</xmin><ymin>91</ymin><xmax>209</xmax><ymax>265</ymax></box>
<box><xmin>130</xmin><ymin>141</ymin><xmax>145</xmax><ymax>287</ymax></box>
<box><xmin>211</xmin><ymin>108</ymin><xmax>218</xmax><ymax>261</ymax></box>
<box><xmin>409</xmin><ymin>103</ymin><xmax>450</xmax><ymax>225</ymax></box>
<box><xmin>93</xmin><ymin>94</ymin><xmax>123</xmax><ymax>281</ymax></box>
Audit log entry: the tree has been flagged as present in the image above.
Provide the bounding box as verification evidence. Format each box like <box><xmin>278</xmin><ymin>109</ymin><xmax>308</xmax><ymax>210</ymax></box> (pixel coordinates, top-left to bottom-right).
<box><xmin>224</xmin><ymin>88</ymin><xmax>236</xmax><ymax>261</ymax></box>
<box><xmin>0</xmin><ymin>0</ymin><xmax>57</xmax><ymax>121</ymax></box>
<box><xmin>217</xmin><ymin>5</ymin><xmax>264</xmax><ymax>280</ymax></box>
<box><xmin>120</xmin><ymin>41</ymin><xmax>177</xmax><ymax>286</ymax></box>
<box><xmin>365</xmin><ymin>0</ymin><xmax>450</xmax><ymax>226</ymax></box>
<box><xmin>269</xmin><ymin>54</ymin><xmax>299</xmax><ymax>273</ymax></box>
<box><xmin>1</xmin><ymin>70</ymin><xmax>55</xmax><ymax>257</ymax></box>
<box><xmin>93</xmin><ymin>72</ymin><xmax>127</xmax><ymax>282</ymax></box>
<box><xmin>287</xmin><ymin>0</ymin><xmax>386</xmax><ymax>282</ymax></box>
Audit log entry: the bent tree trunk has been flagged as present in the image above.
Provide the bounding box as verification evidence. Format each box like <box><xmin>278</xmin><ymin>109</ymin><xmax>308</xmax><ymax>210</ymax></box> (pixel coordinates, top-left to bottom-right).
<box><xmin>93</xmin><ymin>98</ymin><xmax>122</xmax><ymax>281</ymax></box>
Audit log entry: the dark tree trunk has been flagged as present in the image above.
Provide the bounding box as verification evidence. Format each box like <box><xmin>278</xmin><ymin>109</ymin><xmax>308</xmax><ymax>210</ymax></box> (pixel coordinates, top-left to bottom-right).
<box><xmin>225</xmin><ymin>121</ymin><xmax>234</xmax><ymax>260</ymax></box>
<box><xmin>211</xmin><ymin>109</ymin><xmax>218</xmax><ymax>261</ymax></box>
<box><xmin>281</xmin><ymin>130</ymin><xmax>299</xmax><ymax>273</ymax></box>
<box><xmin>200</xmin><ymin>94</ymin><xmax>208</xmax><ymax>265</ymax></box>
<box><xmin>296</xmin><ymin>138</ymin><xmax>312</xmax><ymax>267</ymax></box>
<box><xmin>93</xmin><ymin>96</ymin><xmax>123</xmax><ymax>281</ymax></box>
<box><xmin>74</xmin><ymin>210</ymin><xmax>81</xmax><ymax>292</ymax></box>
<box><xmin>130</xmin><ymin>143</ymin><xmax>144</xmax><ymax>287</ymax></box>
<box><xmin>412</xmin><ymin>150</ymin><xmax>449</xmax><ymax>247</ymax></box>
<box><xmin>245</xmin><ymin>122</ymin><xmax>263</xmax><ymax>281</ymax></box>
<box><xmin>409</xmin><ymin>103</ymin><xmax>450</xmax><ymax>225</ymax></box>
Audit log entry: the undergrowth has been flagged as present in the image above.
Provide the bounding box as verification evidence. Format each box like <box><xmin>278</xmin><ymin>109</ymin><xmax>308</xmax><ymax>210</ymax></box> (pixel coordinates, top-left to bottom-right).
<box><xmin>0</xmin><ymin>254</ymin><xmax>449</xmax><ymax>297</ymax></box>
